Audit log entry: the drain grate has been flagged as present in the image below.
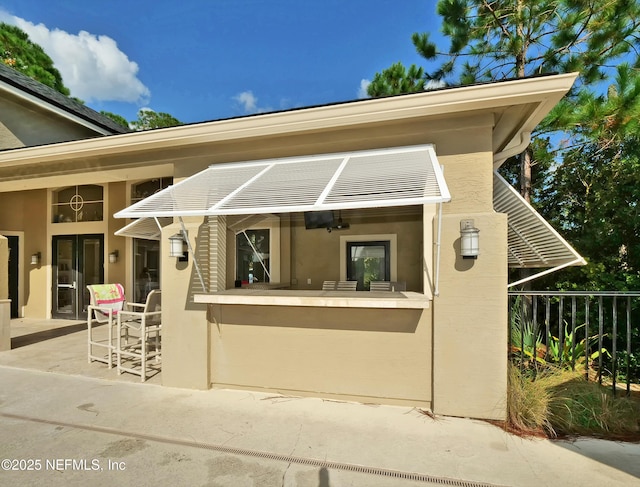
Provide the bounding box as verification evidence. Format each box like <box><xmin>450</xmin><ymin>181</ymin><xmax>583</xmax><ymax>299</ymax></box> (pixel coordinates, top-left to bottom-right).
<box><xmin>1</xmin><ymin>411</ymin><xmax>506</xmax><ymax>487</ymax></box>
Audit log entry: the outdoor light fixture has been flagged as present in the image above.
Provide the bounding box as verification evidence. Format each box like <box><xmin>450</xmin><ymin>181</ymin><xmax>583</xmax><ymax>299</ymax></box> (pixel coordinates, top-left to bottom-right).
<box><xmin>30</xmin><ymin>252</ymin><xmax>41</xmax><ymax>265</ymax></box>
<box><xmin>460</xmin><ymin>219</ymin><xmax>480</xmax><ymax>259</ymax></box>
<box><xmin>169</xmin><ymin>232</ymin><xmax>188</xmax><ymax>258</ymax></box>
<box><xmin>108</xmin><ymin>250</ymin><xmax>119</xmax><ymax>264</ymax></box>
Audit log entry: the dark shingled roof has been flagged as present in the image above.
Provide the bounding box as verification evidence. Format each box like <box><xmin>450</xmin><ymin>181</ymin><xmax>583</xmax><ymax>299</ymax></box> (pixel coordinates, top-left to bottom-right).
<box><xmin>0</xmin><ymin>62</ymin><xmax>130</xmax><ymax>135</ymax></box>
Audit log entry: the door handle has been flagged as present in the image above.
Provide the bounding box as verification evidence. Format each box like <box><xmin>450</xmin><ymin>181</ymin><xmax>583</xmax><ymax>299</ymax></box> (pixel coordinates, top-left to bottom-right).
<box><xmin>58</xmin><ymin>281</ymin><xmax>77</xmax><ymax>289</ymax></box>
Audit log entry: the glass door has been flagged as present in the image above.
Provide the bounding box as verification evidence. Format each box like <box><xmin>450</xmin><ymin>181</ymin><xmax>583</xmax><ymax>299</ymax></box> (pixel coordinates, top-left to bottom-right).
<box><xmin>346</xmin><ymin>240</ymin><xmax>391</xmax><ymax>290</ymax></box>
<box><xmin>52</xmin><ymin>235</ymin><xmax>104</xmax><ymax>319</ymax></box>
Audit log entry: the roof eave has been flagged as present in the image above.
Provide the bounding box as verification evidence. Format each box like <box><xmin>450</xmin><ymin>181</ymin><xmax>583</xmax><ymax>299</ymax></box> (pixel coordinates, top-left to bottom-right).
<box><xmin>0</xmin><ymin>72</ymin><xmax>578</xmax><ymax>168</ymax></box>
<box><xmin>0</xmin><ymin>80</ymin><xmax>126</xmax><ymax>136</ymax></box>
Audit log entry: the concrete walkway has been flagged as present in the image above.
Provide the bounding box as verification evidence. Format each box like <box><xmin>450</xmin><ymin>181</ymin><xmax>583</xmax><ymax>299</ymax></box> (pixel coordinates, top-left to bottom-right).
<box><xmin>0</xmin><ymin>319</ymin><xmax>639</xmax><ymax>486</ymax></box>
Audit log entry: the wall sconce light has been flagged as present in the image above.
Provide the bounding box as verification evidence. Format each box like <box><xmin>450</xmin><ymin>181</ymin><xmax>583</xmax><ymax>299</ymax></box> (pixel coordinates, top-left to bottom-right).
<box><xmin>169</xmin><ymin>231</ymin><xmax>188</xmax><ymax>259</ymax></box>
<box><xmin>30</xmin><ymin>252</ymin><xmax>41</xmax><ymax>265</ymax></box>
<box><xmin>109</xmin><ymin>250</ymin><xmax>119</xmax><ymax>264</ymax></box>
<box><xmin>460</xmin><ymin>219</ymin><xmax>480</xmax><ymax>259</ymax></box>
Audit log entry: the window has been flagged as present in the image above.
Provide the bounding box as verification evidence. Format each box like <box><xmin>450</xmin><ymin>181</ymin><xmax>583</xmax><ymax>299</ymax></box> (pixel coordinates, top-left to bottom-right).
<box><xmin>133</xmin><ymin>239</ymin><xmax>160</xmax><ymax>303</ymax></box>
<box><xmin>130</xmin><ymin>179</ymin><xmax>172</xmax><ymax>301</ymax></box>
<box><xmin>131</xmin><ymin>178</ymin><xmax>173</xmax><ymax>203</ymax></box>
<box><xmin>236</xmin><ymin>229</ymin><xmax>271</xmax><ymax>283</ymax></box>
<box><xmin>52</xmin><ymin>185</ymin><xmax>103</xmax><ymax>223</ymax></box>
<box><xmin>340</xmin><ymin>234</ymin><xmax>397</xmax><ymax>290</ymax></box>
<box><xmin>231</xmin><ymin>215</ymin><xmax>280</xmax><ymax>286</ymax></box>
<box><xmin>347</xmin><ymin>241</ymin><xmax>391</xmax><ymax>290</ymax></box>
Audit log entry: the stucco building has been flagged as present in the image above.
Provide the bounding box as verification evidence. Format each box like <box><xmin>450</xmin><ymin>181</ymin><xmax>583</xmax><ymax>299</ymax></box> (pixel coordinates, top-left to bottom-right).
<box><xmin>0</xmin><ymin>65</ymin><xmax>583</xmax><ymax>420</ymax></box>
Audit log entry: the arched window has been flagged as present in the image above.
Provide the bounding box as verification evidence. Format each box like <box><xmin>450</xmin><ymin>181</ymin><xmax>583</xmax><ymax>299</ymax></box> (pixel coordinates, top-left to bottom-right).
<box><xmin>131</xmin><ymin>178</ymin><xmax>173</xmax><ymax>203</ymax></box>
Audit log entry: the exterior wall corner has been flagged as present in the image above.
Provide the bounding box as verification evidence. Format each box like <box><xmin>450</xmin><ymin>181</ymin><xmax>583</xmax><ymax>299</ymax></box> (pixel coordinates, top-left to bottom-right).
<box><xmin>432</xmin><ymin>211</ymin><xmax>509</xmax><ymax>420</ymax></box>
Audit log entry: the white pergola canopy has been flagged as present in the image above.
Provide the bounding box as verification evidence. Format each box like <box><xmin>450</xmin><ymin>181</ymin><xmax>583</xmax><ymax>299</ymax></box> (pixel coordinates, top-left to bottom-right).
<box><xmin>114</xmin><ymin>216</ymin><xmax>172</xmax><ymax>240</ymax></box>
<box><xmin>493</xmin><ymin>172</ymin><xmax>586</xmax><ymax>287</ymax></box>
<box><xmin>115</xmin><ymin>145</ymin><xmax>451</xmax><ymax>219</ymax></box>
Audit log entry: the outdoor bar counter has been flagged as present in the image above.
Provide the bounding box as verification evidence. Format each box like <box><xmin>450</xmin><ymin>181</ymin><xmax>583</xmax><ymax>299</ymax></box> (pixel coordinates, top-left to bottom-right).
<box><xmin>193</xmin><ymin>284</ymin><xmax>433</xmax><ymax>407</ymax></box>
<box><xmin>194</xmin><ymin>288</ymin><xmax>430</xmax><ymax>309</ymax></box>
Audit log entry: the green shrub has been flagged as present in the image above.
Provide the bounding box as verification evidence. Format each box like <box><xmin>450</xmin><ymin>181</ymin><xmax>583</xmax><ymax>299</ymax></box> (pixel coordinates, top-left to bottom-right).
<box><xmin>507</xmin><ymin>364</ymin><xmax>640</xmax><ymax>439</ymax></box>
<box><xmin>507</xmin><ymin>364</ymin><xmax>556</xmax><ymax>436</ymax></box>
<box><xmin>548</xmin><ymin>376</ymin><xmax>640</xmax><ymax>437</ymax></box>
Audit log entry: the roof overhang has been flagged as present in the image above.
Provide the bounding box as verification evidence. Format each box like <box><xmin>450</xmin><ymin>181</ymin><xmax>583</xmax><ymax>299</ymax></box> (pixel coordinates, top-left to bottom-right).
<box><xmin>115</xmin><ymin>145</ymin><xmax>450</xmax><ymax>218</ymax></box>
<box><xmin>493</xmin><ymin>172</ymin><xmax>586</xmax><ymax>287</ymax></box>
<box><xmin>0</xmin><ymin>78</ymin><xmax>117</xmax><ymax>136</ymax></box>
<box><xmin>0</xmin><ymin>73</ymin><xmax>578</xmax><ymax>172</ymax></box>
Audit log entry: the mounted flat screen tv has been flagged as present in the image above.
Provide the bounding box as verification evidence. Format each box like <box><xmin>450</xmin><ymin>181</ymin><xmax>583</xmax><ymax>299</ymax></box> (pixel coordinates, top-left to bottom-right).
<box><xmin>304</xmin><ymin>210</ymin><xmax>335</xmax><ymax>229</ymax></box>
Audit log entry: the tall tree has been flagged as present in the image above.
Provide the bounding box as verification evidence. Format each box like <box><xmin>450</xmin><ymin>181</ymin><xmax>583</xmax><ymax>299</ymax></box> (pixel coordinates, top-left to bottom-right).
<box><xmin>367</xmin><ymin>62</ymin><xmax>426</xmax><ymax>97</ymax></box>
<box><xmin>370</xmin><ymin>0</ymin><xmax>640</xmax><ymax>201</ymax></box>
<box><xmin>129</xmin><ymin>108</ymin><xmax>183</xmax><ymax>131</ymax></box>
<box><xmin>536</xmin><ymin>65</ymin><xmax>640</xmax><ymax>290</ymax></box>
<box><xmin>1</xmin><ymin>23</ymin><xmax>182</xmax><ymax>130</ymax></box>
<box><xmin>0</xmin><ymin>23</ymin><xmax>70</xmax><ymax>95</ymax></box>
<box><xmin>100</xmin><ymin>111</ymin><xmax>130</xmax><ymax>129</ymax></box>
<box><xmin>368</xmin><ymin>0</ymin><xmax>640</xmax><ymax>290</ymax></box>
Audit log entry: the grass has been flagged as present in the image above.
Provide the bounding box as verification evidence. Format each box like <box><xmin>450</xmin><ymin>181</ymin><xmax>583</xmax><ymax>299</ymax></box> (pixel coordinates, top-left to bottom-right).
<box><xmin>507</xmin><ymin>364</ymin><xmax>640</xmax><ymax>440</ymax></box>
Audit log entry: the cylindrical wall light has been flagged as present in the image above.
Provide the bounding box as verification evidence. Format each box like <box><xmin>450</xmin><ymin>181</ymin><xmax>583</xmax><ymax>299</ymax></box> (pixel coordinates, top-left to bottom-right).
<box><xmin>460</xmin><ymin>219</ymin><xmax>480</xmax><ymax>259</ymax></box>
<box><xmin>169</xmin><ymin>232</ymin><xmax>187</xmax><ymax>258</ymax></box>
<box><xmin>30</xmin><ymin>252</ymin><xmax>41</xmax><ymax>265</ymax></box>
<box><xmin>108</xmin><ymin>250</ymin><xmax>119</xmax><ymax>264</ymax></box>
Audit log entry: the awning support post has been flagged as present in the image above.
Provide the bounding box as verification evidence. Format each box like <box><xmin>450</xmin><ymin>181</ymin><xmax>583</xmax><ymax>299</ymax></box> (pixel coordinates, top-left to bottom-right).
<box><xmin>507</xmin><ymin>259</ymin><xmax>584</xmax><ymax>288</ymax></box>
<box><xmin>434</xmin><ymin>200</ymin><xmax>443</xmax><ymax>297</ymax></box>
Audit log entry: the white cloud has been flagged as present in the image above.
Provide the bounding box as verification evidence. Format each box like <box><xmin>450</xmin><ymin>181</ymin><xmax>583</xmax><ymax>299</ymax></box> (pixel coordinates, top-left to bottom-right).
<box><xmin>358</xmin><ymin>79</ymin><xmax>371</xmax><ymax>99</ymax></box>
<box><xmin>233</xmin><ymin>91</ymin><xmax>258</xmax><ymax>113</ymax></box>
<box><xmin>233</xmin><ymin>90</ymin><xmax>273</xmax><ymax>114</ymax></box>
<box><xmin>1</xmin><ymin>12</ymin><xmax>150</xmax><ymax>104</ymax></box>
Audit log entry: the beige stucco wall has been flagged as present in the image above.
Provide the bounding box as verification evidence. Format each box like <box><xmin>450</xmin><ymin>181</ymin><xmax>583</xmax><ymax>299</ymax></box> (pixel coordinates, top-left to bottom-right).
<box><xmin>0</xmin><ymin>190</ymin><xmax>49</xmax><ymax>317</ymax></box>
<box><xmin>0</xmin><ymin>74</ymin><xmax>578</xmax><ymax>420</ymax></box>
<box><xmin>206</xmin><ymin>206</ymin><xmax>431</xmax><ymax>405</ymax></box>
<box><xmin>0</xmin><ymin>112</ymin><xmax>509</xmax><ymax>419</ymax></box>
<box><xmin>433</xmin><ymin>211</ymin><xmax>508</xmax><ymax>419</ymax></box>
<box><xmin>0</xmin><ymin>101</ymin><xmax>510</xmax><ymax>419</ymax></box>
<box><xmin>288</xmin><ymin>207</ymin><xmax>423</xmax><ymax>291</ymax></box>
<box><xmin>0</xmin><ymin>97</ymin><xmax>100</xmax><ymax>150</ymax></box>
<box><xmin>160</xmin><ymin>218</ymin><xmax>211</xmax><ymax>389</ymax></box>
<box><xmin>107</xmin><ymin>182</ymin><xmax>127</xmax><ymax>286</ymax></box>
<box><xmin>156</xmin><ymin>112</ymin><xmax>509</xmax><ymax>419</ymax></box>
<box><xmin>208</xmin><ymin>304</ymin><xmax>432</xmax><ymax>406</ymax></box>
<box><xmin>0</xmin><ymin>182</ymin><xmax>140</xmax><ymax>318</ymax></box>
<box><xmin>430</xmin><ymin>125</ymin><xmax>508</xmax><ymax>420</ymax></box>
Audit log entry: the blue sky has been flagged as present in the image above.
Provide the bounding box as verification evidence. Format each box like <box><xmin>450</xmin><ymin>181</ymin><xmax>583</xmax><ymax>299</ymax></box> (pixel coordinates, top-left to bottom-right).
<box><xmin>0</xmin><ymin>1</ymin><xmax>442</xmax><ymax>124</ymax></box>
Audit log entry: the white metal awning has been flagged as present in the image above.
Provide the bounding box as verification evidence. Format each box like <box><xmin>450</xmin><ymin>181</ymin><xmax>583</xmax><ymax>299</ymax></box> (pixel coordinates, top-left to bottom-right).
<box><xmin>493</xmin><ymin>172</ymin><xmax>586</xmax><ymax>287</ymax></box>
<box><xmin>114</xmin><ymin>216</ymin><xmax>172</xmax><ymax>240</ymax></box>
<box><xmin>114</xmin><ymin>145</ymin><xmax>451</xmax><ymax>219</ymax></box>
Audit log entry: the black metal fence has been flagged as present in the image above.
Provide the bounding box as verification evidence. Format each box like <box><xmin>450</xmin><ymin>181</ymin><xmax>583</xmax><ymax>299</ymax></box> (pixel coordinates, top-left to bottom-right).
<box><xmin>508</xmin><ymin>291</ymin><xmax>640</xmax><ymax>397</ymax></box>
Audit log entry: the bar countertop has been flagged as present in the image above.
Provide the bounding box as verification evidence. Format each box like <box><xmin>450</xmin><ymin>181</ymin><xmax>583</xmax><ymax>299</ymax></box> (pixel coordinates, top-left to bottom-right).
<box><xmin>194</xmin><ymin>289</ymin><xmax>430</xmax><ymax>309</ymax></box>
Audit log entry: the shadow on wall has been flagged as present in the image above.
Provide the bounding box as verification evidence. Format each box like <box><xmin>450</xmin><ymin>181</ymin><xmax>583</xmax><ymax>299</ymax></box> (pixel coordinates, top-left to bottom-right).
<box><xmin>207</xmin><ymin>304</ymin><xmax>423</xmax><ymax>333</ymax></box>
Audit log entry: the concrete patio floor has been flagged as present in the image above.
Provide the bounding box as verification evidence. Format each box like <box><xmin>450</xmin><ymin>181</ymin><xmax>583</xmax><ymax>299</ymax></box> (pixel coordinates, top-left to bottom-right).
<box><xmin>0</xmin><ymin>318</ymin><xmax>639</xmax><ymax>486</ymax></box>
<box><xmin>0</xmin><ymin>318</ymin><xmax>161</xmax><ymax>385</ymax></box>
